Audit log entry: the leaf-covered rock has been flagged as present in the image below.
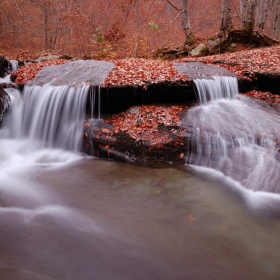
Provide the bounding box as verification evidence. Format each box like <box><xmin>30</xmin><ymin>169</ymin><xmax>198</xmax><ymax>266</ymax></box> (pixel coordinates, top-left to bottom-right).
<box><xmin>82</xmin><ymin>105</ymin><xmax>194</xmax><ymax>164</ymax></box>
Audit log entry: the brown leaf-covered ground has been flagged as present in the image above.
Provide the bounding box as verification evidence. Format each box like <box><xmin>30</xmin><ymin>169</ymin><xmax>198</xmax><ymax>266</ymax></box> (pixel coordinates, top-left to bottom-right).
<box><xmin>242</xmin><ymin>90</ymin><xmax>280</xmax><ymax>110</ymax></box>
<box><xmin>178</xmin><ymin>45</ymin><xmax>280</xmax><ymax>81</ymax></box>
<box><xmin>103</xmin><ymin>58</ymin><xmax>188</xmax><ymax>87</ymax></box>
<box><xmin>7</xmin><ymin>46</ymin><xmax>280</xmax><ymax>86</ymax></box>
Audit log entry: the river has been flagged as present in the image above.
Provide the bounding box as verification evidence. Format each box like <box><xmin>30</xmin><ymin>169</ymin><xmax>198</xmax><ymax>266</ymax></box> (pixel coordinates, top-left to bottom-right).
<box><xmin>1</xmin><ymin>77</ymin><xmax>280</xmax><ymax>279</ymax></box>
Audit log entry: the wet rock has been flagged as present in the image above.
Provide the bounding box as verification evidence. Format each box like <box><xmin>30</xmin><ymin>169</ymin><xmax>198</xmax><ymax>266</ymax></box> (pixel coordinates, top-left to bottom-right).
<box><xmin>82</xmin><ymin>105</ymin><xmax>194</xmax><ymax>164</ymax></box>
<box><xmin>0</xmin><ymin>85</ymin><xmax>11</xmax><ymax>125</ymax></box>
<box><xmin>0</xmin><ymin>54</ymin><xmax>9</xmax><ymax>78</ymax></box>
<box><xmin>253</xmin><ymin>70</ymin><xmax>280</xmax><ymax>94</ymax></box>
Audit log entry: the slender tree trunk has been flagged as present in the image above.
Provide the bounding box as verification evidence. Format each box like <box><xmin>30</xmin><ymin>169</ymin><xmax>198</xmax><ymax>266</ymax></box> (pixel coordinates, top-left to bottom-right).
<box><xmin>44</xmin><ymin>0</ymin><xmax>49</xmax><ymax>50</ymax></box>
<box><xmin>221</xmin><ymin>0</ymin><xmax>233</xmax><ymax>34</ymax></box>
<box><xmin>241</xmin><ymin>0</ymin><xmax>257</xmax><ymax>32</ymax></box>
<box><xmin>181</xmin><ymin>0</ymin><xmax>191</xmax><ymax>43</ymax></box>
<box><xmin>271</xmin><ymin>0</ymin><xmax>280</xmax><ymax>38</ymax></box>
<box><xmin>257</xmin><ymin>0</ymin><xmax>269</xmax><ymax>30</ymax></box>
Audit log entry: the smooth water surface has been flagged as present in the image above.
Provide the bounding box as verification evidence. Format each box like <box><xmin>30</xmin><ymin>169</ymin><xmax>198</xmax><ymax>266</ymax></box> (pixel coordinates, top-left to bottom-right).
<box><xmin>0</xmin><ymin>150</ymin><xmax>280</xmax><ymax>280</ymax></box>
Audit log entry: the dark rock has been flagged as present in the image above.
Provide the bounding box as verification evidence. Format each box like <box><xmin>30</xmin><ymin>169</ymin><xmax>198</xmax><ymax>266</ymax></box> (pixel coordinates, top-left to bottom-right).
<box><xmin>0</xmin><ymin>85</ymin><xmax>11</xmax><ymax>125</ymax></box>
<box><xmin>253</xmin><ymin>71</ymin><xmax>280</xmax><ymax>94</ymax></box>
<box><xmin>0</xmin><ymin>54</ymin><xmax>9</xmax><ymax>78</ymax></box>
<box><xmin>82</xmin><ymin>106</ymin><xmax>194</xmax><ymax>164</ymax></box>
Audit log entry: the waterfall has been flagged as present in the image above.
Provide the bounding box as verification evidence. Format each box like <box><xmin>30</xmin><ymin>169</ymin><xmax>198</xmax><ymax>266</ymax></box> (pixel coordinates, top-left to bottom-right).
<box><xmin>194</xmin><ymin>76</ymin><xmax>238</xmax><ymax>104</ymax></box>
<box><xmin>4</xmin><ymin>83</ymin><xmax>89</xmax><ymax>150</ymax></box>
<box><xmin>189</xmin><ymin>76</ymin><xmax>280</xmax><ymax>193</ymax></box>
<box><xmin>9</xmin><ymin>59</ymin><xmax>19</xmax><ymax>72</ymax></box>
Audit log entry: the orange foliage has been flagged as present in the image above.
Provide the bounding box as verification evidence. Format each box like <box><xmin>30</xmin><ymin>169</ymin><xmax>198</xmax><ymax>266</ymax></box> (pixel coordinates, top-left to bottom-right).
<box><xmin>104</xmin><ymin>58</ymin><xmax>188</xmax><ymax>87</ymax></box>
<box><xmin>104</xmin><ymin>105</ymin><xmax>186</xmax><ymax>145</ymax></box>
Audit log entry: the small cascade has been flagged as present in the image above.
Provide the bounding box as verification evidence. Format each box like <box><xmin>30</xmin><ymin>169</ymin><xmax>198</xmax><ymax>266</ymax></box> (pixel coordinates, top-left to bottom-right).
<box><xmin>189</xmin><ymin>76</ymin><xmax>280</xmax><ymax>193</ymax></box>
<box><xmin>194</xmin><ymin>76</ymin><xmax>238</xmax><ymax>104</ymax></box>
<box><xmin>9</xmin><ymin>59</ymin><xmax>19</xmax><ymax>72</ymax></box>
<box><xmin>4</xmin><ymin>83</ymin><xmax>89</xmax><ymax>150</ymax></box>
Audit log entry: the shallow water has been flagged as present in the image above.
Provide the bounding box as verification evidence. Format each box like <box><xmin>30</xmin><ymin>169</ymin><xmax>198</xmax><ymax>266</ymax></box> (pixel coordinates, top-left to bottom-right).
<box><xmin>1</xmin><ymin>146</ymin><xmax>280</xmax><ymax>280</ymax></box>
<box><xmin>1</xmin><ymin>77</ymin><xmax>280</xmax><ymax>279</ymax></box>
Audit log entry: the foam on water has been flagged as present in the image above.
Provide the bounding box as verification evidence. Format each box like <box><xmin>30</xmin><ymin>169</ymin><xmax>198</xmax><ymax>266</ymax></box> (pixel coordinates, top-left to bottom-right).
<box><xmin>189</xmin><ymin>76</ymin><xmax>280</xmax><ymax>200</ymax></box>
<box><xmin>0</xmin><ymin>85</ymin><xmax>88</xmax><ymax>209</ymax></box>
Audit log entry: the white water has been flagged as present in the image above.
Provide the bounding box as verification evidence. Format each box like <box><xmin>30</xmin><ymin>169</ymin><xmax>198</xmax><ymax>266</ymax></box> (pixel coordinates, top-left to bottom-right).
<box><xmin>9</xmin><ymin>60</ymin><xmax>18</xmax><ymax>72</ymax></box>
<box><xmin>4</xmin><ymin>83</ymin><xmax>89</xmax><ymax>149</ymax></box>
<box><xmin>191</xmin><ymin>76</ymin><xmax>280</xmax><ymax>196</ymax></box>
<box><xmin>194</xmin><ymin>75</ymin><xmax>238</xmax><ymax>104</ymax></box>
<box><xmin>0</xmin><ymin>84</ymin><xmax>90</xmax><ymax>209</ymax></box>
<box><xmin>0</xmin><ymin>74</ymin><xmax>11</xmax><ymax>83</ymax></box>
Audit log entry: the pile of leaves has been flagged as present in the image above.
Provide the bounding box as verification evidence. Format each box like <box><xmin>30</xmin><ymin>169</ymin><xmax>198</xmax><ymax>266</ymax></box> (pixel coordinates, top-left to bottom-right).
<box><xmin>243</xmin><ymin>90</ymin><xmax>280</xmax><ymax>108</ymax></box>
<box><xmin>103</xmin><ymin>105</ymin><xmax>187</xmax><ymax>146</ymax></box>
<box><xmin>179</xmin><ymin>45</ymin><xmax>280</xmax><ymax>81</ymax></box>
<box><xmin>104</xmin><ymin>58</ymin><xmax>188</xmax><ymax>87</ymax></box>
<box><xmin>11</xmin><ymin>59</ymin><xmax>69</xmax><ymax>84</ymax></box>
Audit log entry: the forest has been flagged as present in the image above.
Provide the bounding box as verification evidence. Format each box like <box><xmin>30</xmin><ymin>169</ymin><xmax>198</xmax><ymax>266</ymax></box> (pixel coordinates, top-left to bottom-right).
<box><xmin>0</xmin><ymin>0</ymin><xmax>279</xmax><ymax>59</ymax></box>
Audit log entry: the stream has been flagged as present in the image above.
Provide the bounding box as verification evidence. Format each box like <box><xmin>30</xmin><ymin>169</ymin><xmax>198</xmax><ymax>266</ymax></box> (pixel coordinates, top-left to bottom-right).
<box><xmin>1</xmin><ymin>75</ymin><xmax>280</xmax><ymax>279</ymax></box>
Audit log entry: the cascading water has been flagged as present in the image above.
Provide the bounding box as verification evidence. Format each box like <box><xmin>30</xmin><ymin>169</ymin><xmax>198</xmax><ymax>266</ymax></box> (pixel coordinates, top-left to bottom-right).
<box><xmin>194</xmin><ymin>75</ymin><xmax>238</xmax><ymax>103</ymax></box>
<box><xmin>0</xmin><ymin>83</ymin><xmax>89</xmax><ymax>208</ymax></box>
<box><xmin>189</xmin><ymin>75</ymin><xmax>280</xmax><ymax>201</ymax></box>
<box><xmin>21</xmin><ymin>83</ymin><xmax>89</xmax><ymax>150</ymax></box>
<box><xmin>2</xmin><ymin>66</ymin><xmax>280</xmax><ymax>279</ymax></box>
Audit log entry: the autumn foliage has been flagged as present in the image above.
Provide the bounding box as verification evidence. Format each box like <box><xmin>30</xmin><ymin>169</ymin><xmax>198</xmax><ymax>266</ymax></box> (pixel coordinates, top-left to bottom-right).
<box><xmin>104</xmin><ymin>105</ymin><xmax>186</xmax><ymax>145</ymax></box>
<box><xmin>104</xmin><ymin>58</ymin><xmax>188</xmax><ymax>87</ymax></box>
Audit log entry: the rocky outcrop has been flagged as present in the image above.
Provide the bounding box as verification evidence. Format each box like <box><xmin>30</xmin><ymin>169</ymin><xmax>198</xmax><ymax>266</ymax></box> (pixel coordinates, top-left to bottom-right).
<box><xmin>0</xmin><ymin>54</ymin><xmax>8</xmax><ymax>78</ymax></box>
<box><xmin>0</xmin><ymin>85</ymin><xmax>11</xmax><ymax>125</ymax></box>
<box><xmin>82</xmin><ymin>105</ymin><xmax>194</xmax><ymax>164</ymax></box>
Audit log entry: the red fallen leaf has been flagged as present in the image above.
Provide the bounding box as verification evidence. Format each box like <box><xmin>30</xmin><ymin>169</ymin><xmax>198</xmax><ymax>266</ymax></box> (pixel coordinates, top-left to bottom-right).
<box><xmin>102</xmin><ymin>128</ymin><xmax>111</xmax><ymax>134</ymax></box>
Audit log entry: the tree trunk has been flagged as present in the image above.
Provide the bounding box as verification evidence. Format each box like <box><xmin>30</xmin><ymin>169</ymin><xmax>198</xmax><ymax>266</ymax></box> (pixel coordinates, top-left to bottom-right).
<box><xmin>241</xmin><ymin>0</ymin><xmax>257</xmax><ymax>32</ymax></box>
<box><xmin>271</xmin><ymin>0</ymin><xmax>280</xmax><ymax>39</ymax></box>
<box><xmin>221</xmin><ymin>0</ymin><xmax>233</xmax><ymax>35</ymax></box>
<box><xmin>181</xmin><ymin>0</ymin><xmax>191</xmax><ymax>43</ymax></box>
<box><xmin>257</xmin><ymin>0</ymin><xmax>269</xmax><ymax>30</ymax></box>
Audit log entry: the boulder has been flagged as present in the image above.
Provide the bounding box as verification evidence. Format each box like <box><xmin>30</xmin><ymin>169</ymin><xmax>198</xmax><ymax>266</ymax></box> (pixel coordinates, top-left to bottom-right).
<box><xmin>190</xmin><ymin>43</ymin><xmax>207</xmax><ymax>57</ymax></box>
<box><xmin>82</xmin><ymin>105</ymin><xmax>194</xmax><ymax>164</ymax></box>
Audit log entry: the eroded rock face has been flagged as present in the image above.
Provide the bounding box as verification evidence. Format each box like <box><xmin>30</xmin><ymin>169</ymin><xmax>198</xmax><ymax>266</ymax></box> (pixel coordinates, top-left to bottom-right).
<box><xmin>0</xmin><ymin>85</ymin><xmax>11</xmax><ymax>125</ymax></box>
<box><xmin>82</xmin><ymin>105</ymin><xmax>194</xmax><ymax>164</ymax></box>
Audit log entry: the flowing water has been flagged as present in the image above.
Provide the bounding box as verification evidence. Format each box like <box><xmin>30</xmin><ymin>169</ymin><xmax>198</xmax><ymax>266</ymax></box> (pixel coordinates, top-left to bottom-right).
<box><xmin>1</xmin><ymin>76</ymin><xmax>280</xmax><ymax>279</ymax></box>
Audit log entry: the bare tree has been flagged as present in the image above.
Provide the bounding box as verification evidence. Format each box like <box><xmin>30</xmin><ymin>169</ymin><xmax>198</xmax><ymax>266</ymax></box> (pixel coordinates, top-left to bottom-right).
<box><xmin>270</xmin><ymin>0</ymin><xmax>280</xmax><ymax>39</ymax></box>
<box><xmin>240</xmin><ymin>0</ymin><xmax>257</xmax><ymax>32</ymax></box>
<box><xmin>257</xmin><ymin>0</ymin><xmax>269</xmax><ymax>30</ymax></box>
<box><xmin>181</xmin><ymin>0</ymin><xmax>191</xmax><ymax>43</ymax></box>
<box><xmin>221</xmin><ymin>0</ymin><xmax>233</xmax><ymax>34</ymax></box>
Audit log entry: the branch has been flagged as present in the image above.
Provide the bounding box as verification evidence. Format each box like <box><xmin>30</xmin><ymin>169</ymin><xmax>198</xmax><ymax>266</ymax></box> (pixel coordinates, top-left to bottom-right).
<box><xmin>169</xmin><ymin>10</ymin><xmax>182</xmax><ymax>23</ymax></box>
<box><xmin>195</xmin><ymin>18</ymin><xmax>220</xmax><ymax>32</ymax></box>
<box><xmin>0</xmin><ymin>9</ymin><xmax>38</xmax><ymax>35</ymax></box>
<box><xmin>13</xmin><ymin>0</ymin><xmax>23</xmax><ymax>17</ymax></box>
<box><xmin>165</xmin><ymin>0</ymin><xmax>180</xmax><ymax>11</ymax></box>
